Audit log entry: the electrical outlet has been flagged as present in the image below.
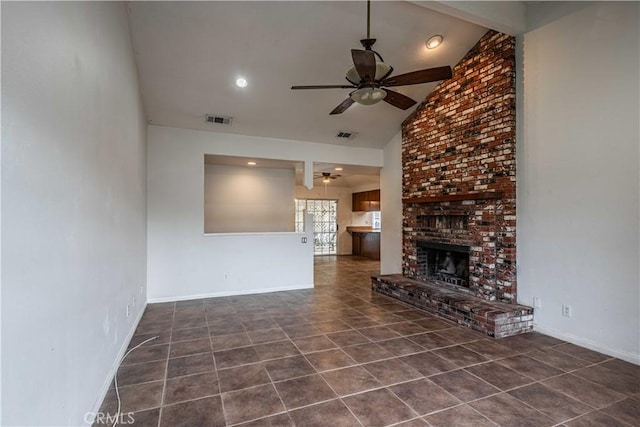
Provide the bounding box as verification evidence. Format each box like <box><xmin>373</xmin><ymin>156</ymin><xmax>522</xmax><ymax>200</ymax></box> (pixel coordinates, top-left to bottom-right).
<box><xmin>132</xmin><ymin>296</ymin><xmax>136</xmax><ymax>308</ymax></box>
<box><xmin>533</xmin><ymin>297</ymin><xmax>541</xmax><ymax>308</ymax></box>
<box><xmin>126</xmin><ymin>304</ymin><xmax>131</xmax><ymax>317</ymax></box>
<box><xmin>562</xmin><ymin>304</ymin><xmax>572</xmax><ymax>317</ymax></box>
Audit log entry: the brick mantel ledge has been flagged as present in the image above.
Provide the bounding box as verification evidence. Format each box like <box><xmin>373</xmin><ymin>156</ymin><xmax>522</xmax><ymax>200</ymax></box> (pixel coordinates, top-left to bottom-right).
<box><xmin>403</xmin><ymin>192</ymin><xmax>504</xmax><ymax>204</ymax></box>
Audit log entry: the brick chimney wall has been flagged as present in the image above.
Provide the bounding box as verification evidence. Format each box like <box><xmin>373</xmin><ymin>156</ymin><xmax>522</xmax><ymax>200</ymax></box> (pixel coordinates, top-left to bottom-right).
<box><xmin>401</xmin><ymin>30</ymin><xmax>517</xmax><ymax>302</ymax></box>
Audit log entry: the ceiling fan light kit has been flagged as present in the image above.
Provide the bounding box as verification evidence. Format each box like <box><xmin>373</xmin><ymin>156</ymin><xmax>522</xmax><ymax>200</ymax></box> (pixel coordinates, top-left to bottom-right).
<box><xmin>351</xmin><ymin>87</ymin><xmax>387</xmax><ymax>105</ymax></box>
<box><xmin>291</xmin><ymin>0</ymin><xmax>453</xmax><ymax>115</ymax></box>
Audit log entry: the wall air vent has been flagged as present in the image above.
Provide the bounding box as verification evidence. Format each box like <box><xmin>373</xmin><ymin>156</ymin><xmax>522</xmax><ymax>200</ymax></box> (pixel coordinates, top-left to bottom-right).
<box><xmin>206</xmin><ymin>115</ymin><xmax>233</xmax><ymax>125</ymax></box>
<box><xmin>336</xmin><ymin>131</ymin><xmax>357</xmax><ymax>139</ymax></box>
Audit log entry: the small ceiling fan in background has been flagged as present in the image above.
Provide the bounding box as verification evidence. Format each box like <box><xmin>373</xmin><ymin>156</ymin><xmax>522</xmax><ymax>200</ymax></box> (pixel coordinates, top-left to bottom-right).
<box><xmin>291</xmin><ymin>0</ymin><xmax>453</xmax><ymax>115</ymax></box>
<box><xmin>314</xmin><ymin>172</ymin><xmax>341</xmax><ymax>183</ymax></box>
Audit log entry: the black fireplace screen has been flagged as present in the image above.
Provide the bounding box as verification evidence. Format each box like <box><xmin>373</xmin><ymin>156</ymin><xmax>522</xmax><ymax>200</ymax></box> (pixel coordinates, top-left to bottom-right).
<box><xmin>416</xmin><ymin>241</ymin><xmax>470</xmax><ymax>288</ymax></box>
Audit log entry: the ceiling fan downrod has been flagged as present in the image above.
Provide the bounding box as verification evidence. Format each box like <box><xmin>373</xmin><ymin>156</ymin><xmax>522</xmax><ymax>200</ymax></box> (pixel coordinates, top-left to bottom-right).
<box><xmin>366</xmin><ymin>0</ymin><xmax>370</xmax><ymax>39</ymax></box>
<box><xmin>361</xmin><ymin>0</ymin><xmax>376</xmax><ymax>51</ymax></box>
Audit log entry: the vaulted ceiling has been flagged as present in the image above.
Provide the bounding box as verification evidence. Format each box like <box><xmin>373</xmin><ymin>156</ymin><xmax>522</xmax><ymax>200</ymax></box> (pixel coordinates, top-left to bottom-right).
<box><xmin>126</xmin><ymin>1</ymin><xmax>488</xmax><ymax>149</ymax></box>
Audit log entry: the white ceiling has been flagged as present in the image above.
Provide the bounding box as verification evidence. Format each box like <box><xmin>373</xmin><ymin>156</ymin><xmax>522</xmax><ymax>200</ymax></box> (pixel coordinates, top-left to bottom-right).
<box><xmin>204</xmin><ymin>155</ymin><xmax>380</xmax><ymax>188</ymax></box>
<box><xmin>126</xmin><ymin>1</ymin><xmax>487</xmax><ymax>149</ymax></box>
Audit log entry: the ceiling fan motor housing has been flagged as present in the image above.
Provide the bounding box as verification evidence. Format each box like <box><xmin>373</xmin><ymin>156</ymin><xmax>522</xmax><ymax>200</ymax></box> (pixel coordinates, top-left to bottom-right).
<box><xmin>346</xmin><ymin>62</ymin><xmax>392</xmax><ymax>85</ymax></box>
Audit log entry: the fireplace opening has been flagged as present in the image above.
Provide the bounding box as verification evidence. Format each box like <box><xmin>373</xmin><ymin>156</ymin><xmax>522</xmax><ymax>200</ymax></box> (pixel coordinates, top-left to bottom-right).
<box><xmin>416</xmin><ymin>241</ymin><xmax>470</xmax><ymax>288</ymax></box>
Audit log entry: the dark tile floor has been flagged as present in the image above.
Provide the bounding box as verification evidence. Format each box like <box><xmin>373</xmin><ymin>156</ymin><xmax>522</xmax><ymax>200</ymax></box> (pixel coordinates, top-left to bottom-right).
<box><xmin>98</xmin><ymin>256</ymin><xmax>640</xmax><ymax>426</ymax></box>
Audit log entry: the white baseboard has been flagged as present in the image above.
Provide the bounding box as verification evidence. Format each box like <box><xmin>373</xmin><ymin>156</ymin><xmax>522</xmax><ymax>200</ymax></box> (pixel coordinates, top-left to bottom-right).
<box><xmin>148</xmin><ymin>283</ymin><xmax>314</xmax><ymax>304</ymax></box>
<box><xmin>86</xmin><ymin>302</ymin><xmax>148</xmax><ymax>425</ymax></box>
<box><xmin>534</xmin><ymin>324</ymin><xmax>640</xmax><ymax>365</ymax></box>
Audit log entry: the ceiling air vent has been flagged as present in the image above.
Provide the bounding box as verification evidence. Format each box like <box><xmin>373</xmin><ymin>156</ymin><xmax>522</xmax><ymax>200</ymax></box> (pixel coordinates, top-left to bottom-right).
<box><xmin>336</xmin><ymin>131</ymin><xmax>357</xmax><ymax>139</ymax></box>
<box><xmin>205</xmin><ymin>115</ymin><xmax>233</xmax><ymax>125</ymax></box>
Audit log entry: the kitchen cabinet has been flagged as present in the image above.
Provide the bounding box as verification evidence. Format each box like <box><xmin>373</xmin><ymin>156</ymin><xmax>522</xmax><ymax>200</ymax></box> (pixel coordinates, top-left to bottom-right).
<box><xmin>352</xmin><ymin>233</ymin><xmax>362</xmax><ymax>255</ymax></box>
<box><xmin>368</xmin><ymin>189</ymin><xmax>380</xmax><ymax>211</ymax></box>
<box><xmin>352</xmin><ymin>189</ymin><xmax>381</xmax><ymax>212</ymax></box>
<box><xmin>351</xmin><ymin>231</ymin><xmax>380</xmax><ymax>260</ymax></box>
<box><xmin>352</xmin><ymin>192</ymin><xmax>364</xmax><ymax>212</ymax></box>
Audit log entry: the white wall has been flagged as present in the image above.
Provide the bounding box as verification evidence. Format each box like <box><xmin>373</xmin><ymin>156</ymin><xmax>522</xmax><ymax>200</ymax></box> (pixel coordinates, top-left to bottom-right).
<box><xmin>412</xmin><ymin>0</ymin><xmax>527</xmax><ymax>36</ymax></box>
<box><xmin>350</xmin><ymin>182</ymin><xmax>381</xmax><ymax>193</ymax></box>
<box><xmin>205</xmin><ymin>165</ymin><xmax>295</xmax><ymax>233</ymax></box>
<box><xmin>2</xmin><ymin>3</ymin><xmax>148</xmax><ymax>425</ymax></box>
<box><xmin>351</xmin><ymin>211</ymin><xmax>374</xmax><ymax>227</ymax></box>
<box><xmin>380</xmin><ymin>131</ymin><xmax>403</xmax><ymax>274</ymax></box>
<box><xmin>517</xmin><ymin>2</ymin><xmax>639</xmax><ymax>363</ymax></box>
<box><xmin>147</xmin><ymin>125</ymin><xmax>383</xmax><ymax>301</ymax></box>
<box><xmin>295</xmin><ymin>185</ymin><xmax>354</xmax><ymax>255</ymax></box>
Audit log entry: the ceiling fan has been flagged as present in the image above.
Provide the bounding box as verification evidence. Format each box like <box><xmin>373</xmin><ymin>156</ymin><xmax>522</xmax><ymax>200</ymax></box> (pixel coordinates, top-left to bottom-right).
<box><xmin>314</xmin><ymin>172</ymin><xmax>341</xmax><ymax>183</ymax></box>
<box><xmin>291</xmin><ymin>0</ymin><xmax>453</xmax><ymax>115</ymax></box>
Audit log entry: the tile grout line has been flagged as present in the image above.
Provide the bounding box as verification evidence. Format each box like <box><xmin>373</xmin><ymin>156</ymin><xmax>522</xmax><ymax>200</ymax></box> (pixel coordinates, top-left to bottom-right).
<box><xmin>258</xmin><ymin>350</ymin><xmax>295</xmax><ymax>426</ymax></box>
<box><xmin>457</xmin><ymin>351</ymin><xmax>637</xmax><ymax>425</ymax></box>
<box><xmin>156</xmin><ymin>302</ymin><xmax>176</xmax><ymax>427</ymax></box>
<box><xmin>204</xmin><ymin>301</ymin><xmax>230</xmax><ymax>426</ymax></box>
<box><xmin>422</xmin><ymin>401</ymin><xmax>499</xmax><ymax>425</ymax></box>
<box><xmin>306</xmin><ymin>367</ymin><xmax>366</xmax><ymax>427</ymax></box>
<box><xmin>496</xmin><ymin>380</ymin><xmax>585</xmax><ymax>426</ymax></box>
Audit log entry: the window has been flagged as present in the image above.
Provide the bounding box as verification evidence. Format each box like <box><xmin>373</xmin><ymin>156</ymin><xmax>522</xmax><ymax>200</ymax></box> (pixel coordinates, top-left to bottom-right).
<box><xmin>295</xmin><ymin>199</ymin><xmax>338</xmax><ymax>255</ymax></box>
<box><xmin>372</xmin><ymin>211</ymin><xmax>381</xmax><ymax>229</ymax></box>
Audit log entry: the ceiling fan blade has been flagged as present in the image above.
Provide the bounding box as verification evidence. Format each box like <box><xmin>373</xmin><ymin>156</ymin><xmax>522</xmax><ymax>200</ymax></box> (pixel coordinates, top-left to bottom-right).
<box><xmin>291</xmin><ymin>85</ymin><xmax>355</xmax><ymax>90</ymax></box>
<box><xmin>351</xmin><ymin>49</ymin><xmax>377</xmax><ymax>82</ymax></box>
<box><xmin>381</xmin><ymin>66</ymin><xmax>452</xmax><ymax>87</ymax></box>
<box><xmin>383</xmin><ymin>89</ymin><xmax>417</xmax><ymax>110</ymax></box>
<box><xmin>330</xmin><ymin>97</ymin><xmax>355</xmax><ymax>115</ymax></box>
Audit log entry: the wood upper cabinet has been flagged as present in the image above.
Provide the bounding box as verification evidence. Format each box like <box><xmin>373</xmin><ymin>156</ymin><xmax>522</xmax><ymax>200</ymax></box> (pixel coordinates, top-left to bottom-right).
<box><xmin>368</xmin><ymin>190</ymin><xmax>380</xmax><ymax>211</ymax></box>
<box><xmin>351</xmin><ymin>192</ymin><xmax>364</xmax><ymax>212</ymax></box>
<box><xmin>351</xmin><ymin>191</ymin><xmax>364</xmax><ymax>211</ymax></box>
<box><xmin>352</xmin><ymin>189</ymin><xmax>381</xmax><ymax>212</ymax></box>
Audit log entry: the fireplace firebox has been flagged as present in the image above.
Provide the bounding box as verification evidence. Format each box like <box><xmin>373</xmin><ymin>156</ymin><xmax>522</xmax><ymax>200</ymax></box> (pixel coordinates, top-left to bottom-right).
<box><xmin>416</xmin><ymin>241</ymin><xmax>470</xmax><ymax>289</ymax></box>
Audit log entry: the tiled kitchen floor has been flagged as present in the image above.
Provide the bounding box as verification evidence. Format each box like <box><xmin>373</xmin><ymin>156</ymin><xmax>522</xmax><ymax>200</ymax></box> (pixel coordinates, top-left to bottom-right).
<box><xmin>97</xmin><ymin>256</ymin><xmax>639</xmax><ymax>426</ymax></box>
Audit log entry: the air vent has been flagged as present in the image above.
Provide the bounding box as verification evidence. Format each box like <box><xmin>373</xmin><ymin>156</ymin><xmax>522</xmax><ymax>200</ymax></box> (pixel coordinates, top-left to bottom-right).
<box><xmin>206</xmin><ymin>115</ymin><xmax>233</xmax><ymax>125</ymax></box>
<box><xmin>336</xmin><ymin>131</ymin><xmax>357</xmax><ymax>139</ymax></box>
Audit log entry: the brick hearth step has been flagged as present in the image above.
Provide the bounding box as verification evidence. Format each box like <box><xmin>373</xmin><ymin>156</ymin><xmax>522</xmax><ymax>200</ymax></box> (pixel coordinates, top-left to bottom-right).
<box><xmin>371</xmin><ymin>274</ymin><xmax>533</xmax><ymax>338</ymax></box>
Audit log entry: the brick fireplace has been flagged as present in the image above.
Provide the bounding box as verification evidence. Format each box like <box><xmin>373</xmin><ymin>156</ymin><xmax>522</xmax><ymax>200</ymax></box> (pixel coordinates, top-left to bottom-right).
<box><xmin>372</xmin><ymin>31</ymin><xmax>533</xmax><ymax>338</ymax></box>
<box><xmin>404</xmin><ymin>194</ymin><xmax>509</xmax><ymax>302</ymax></box>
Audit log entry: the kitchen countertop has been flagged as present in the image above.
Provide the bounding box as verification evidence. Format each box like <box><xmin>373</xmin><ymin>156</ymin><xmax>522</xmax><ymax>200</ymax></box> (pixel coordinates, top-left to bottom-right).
<box><xmin>346</xmin><ymin>226</ymin><xmax>381</xmax><ymax>233</ymax></box>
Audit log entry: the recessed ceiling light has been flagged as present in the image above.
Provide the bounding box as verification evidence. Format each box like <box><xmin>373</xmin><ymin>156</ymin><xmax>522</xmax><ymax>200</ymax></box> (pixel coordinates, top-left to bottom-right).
<box><xmin>335</xmin><ymin>167</ymin><xmax>343</xmax><ymax>171</ymax></box>
<box><xmin>247</xmin><ymin>161</ymin><xmax>256</xmax><ymax>166</ymax></box>
<box><xmin>426</xmin><ymin>35</ymin><xmax>443</xmax><ymax>49</ymax></box>
<box><xmin>235</xmin><ymin>77</ymin><xmax>248</xmax><ymax>88</ymax></box>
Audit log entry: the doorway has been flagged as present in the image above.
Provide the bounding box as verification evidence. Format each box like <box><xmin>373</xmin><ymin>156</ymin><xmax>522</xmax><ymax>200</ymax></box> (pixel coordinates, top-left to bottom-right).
<box><xmin>295</xmin><ymin>199</ymin><xmax>338</xmax><ymax>255</ymax></box>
